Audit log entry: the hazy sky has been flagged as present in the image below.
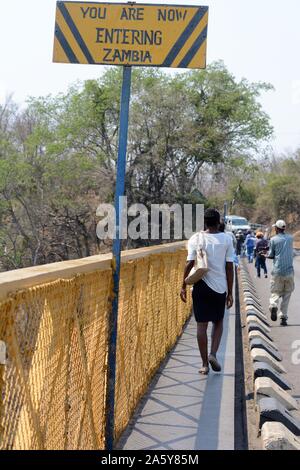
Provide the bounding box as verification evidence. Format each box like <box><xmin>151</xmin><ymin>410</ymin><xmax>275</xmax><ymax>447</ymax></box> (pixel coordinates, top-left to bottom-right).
<box><xmin>1</xmin><ymin>0</ymin><xmax>300</xmax><ymax>153</ymax></box>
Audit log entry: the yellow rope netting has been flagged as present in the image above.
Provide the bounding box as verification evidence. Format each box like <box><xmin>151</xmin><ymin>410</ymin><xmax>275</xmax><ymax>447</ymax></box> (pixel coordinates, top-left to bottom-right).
<box><xmin>0</xmin><ymin>249</ymin><xmax>191</xmax><ymax>449</ymax></box>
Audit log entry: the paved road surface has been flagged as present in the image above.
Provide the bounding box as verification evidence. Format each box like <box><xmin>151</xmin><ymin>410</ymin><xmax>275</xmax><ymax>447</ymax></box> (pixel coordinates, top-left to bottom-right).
<box><xmin>246</xmin><ymin>256</ymin><xmax>300</xmax><ymax>407</ymax></box>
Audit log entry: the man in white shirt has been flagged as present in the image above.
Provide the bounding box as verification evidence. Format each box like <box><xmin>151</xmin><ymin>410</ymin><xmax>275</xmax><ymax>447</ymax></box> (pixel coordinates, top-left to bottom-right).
<box><xmin>180</xmin><ymin>209</ymin><xmax>234</xmax><ymax>374</ymax></box>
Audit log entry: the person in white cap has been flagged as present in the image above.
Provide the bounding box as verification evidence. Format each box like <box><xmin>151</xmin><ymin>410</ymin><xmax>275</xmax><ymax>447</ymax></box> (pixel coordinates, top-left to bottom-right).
<box><xmin>265</xmin><ymin>220</ymin><xmax>294</xmax><ymax>326</ymax></box>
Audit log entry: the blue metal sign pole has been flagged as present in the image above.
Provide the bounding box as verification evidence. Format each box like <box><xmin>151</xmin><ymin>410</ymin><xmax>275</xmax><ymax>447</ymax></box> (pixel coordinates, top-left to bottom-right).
<box><xmin>223</xmin><ymin>201</ymin><xmax>228</xmax><ymax>220</ymax></box>
<box><xmin>105</xmin><ymin>65</ymin><xmax>132</xmax><ymax>450</ymax></box>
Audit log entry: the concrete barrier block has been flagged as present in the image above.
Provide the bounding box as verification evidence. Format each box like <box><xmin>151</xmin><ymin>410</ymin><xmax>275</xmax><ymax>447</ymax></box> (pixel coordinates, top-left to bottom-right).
<box><xmin>253</xmin><ymin>362</ymin><xmax>291</xmax><ymax>391</ymax></box>
<box><xmin>245</xmin><ymin>304</ymin><xmax>265</xmax><ymax>315</ymax></box>
<box><xmin>245</xmin><ymin>302</ymin><xmax>264</xmax><ymax>310</ymax></box>
<box><xmin>241</xmin><ymin>278</ymin><xmax>255</xmax><ymax>283</ymax></box>
<box><xmin>244</xmin><ymin>292</ymin><xmax>260</xmax><ymax>301</ymax></box>
<box><xmin>246</xmin><ymin>316</ymin><xmax>271</xmax><ymax>333</ymax></box>
<box><xmin>244</xmin><ymin>298</ymin><xmax>262</xmax><ymax>308</ymax></box>
<box><xmin>261</xmin><ymin>422</ymin><xmax>300</xmax><ymax>450</ymax></box>
<box><xmin>247</xmin><ymin>323</ymin><xmax>273</xmax><ymax>342</ymax></box>
<box><xmin>245</xmin><ymin>299</ymin><xmax>264</xmax><ymax>309</ymax></box>
<box><xmin>258</xmin><ymin>397</ymin><xmax>300</xmax><ymax>436</ymax></box>
<box><xmin>242</xmin><ymin>283</ymin><xmax>256</xmax><ymax>289</ymax></box>
<box><xmin>245</xmin><ymin>302</ymin><xmax>264</xmax><ymax>311</ymax></box>
<box><xmin>244</xmin><ymin>296</ymin><xmax>261</xmax><ymax>305</ymax></box>
<box><xmin>241</xmin><ymin>278</ymin><xmax>254</xmax><ymax>284</ymax></box>
<box><xmin>249</xmin><ymin>331</ymin><xmax>276</xmax><ymax>348</ymax></box>
<box><xmin>255</xmin><ymin>377</ymin><xmax>298</xmax><ymax>411</ymax></box>
<box><xmin>246</xmin><ymin>311</ymin><xmax>269</xmax><ymax>326</ymax></box>
<box><xmin>243</xmin><ymin>287</ymin><xmax>259</xmax><ymax>295</ymax></box>
<box><xmin>246</xmin><ymin>307</ymin><xmax>267</xmax><ymax>317</ymax></box>
<box><xmin>242</xmin><ymin>283</ymin><xmax>255</xmax><ymax>290</ymax></box>
<box><xmin>250</xmin><ymin>338</ymin><xmax>282</xmax><ymax>362</ymax></box>
<box><xmin>251</xmin><ymin>349</ymin><xmax>287</xmax><ymax>374</ymax></box>
<box><xmin>242</xmin><ymin>289</ymin><xmax>256</xmax><ymax>295</ymax></box>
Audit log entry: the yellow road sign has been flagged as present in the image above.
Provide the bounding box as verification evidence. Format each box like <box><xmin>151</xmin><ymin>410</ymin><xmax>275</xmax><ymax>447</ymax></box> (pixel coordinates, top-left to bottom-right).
<box><xmin>53</xmin><ymin>2</ymin><xmax>208</xmax><ymax>68</ymax></box>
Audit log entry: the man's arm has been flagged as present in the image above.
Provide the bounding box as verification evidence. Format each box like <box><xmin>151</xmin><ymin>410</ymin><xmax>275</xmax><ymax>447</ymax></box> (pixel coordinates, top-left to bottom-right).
<box><xmin>266</xmin><ymin>239</ymin><xmax>275</xmax><ymax>259</ymax></box>
<box><xmin>226</xmin><ymin>262</ymin><xmax>234</xmax><ymax>309</ymax></box>
<box><xmin>180</xmin><ymin>261</ymin><xmax>194</xmax><ymax>303</ymax></box>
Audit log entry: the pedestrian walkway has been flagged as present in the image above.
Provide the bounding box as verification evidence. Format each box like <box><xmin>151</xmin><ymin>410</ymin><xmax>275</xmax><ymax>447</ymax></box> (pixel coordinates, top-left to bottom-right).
<box><xmin>117</xmin><ymin>307</ymin><xmax>236</xmax><ymax>450</ymax></box>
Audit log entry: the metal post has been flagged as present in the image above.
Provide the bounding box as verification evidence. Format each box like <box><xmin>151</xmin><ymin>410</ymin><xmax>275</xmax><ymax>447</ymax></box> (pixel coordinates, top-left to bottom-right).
<box><xmin>223</xmin><ymin>201</ymin><xmax>228</xmax><ymax>220</ymax></box>
<box><xmin>105</xmin><ymin>66</ymin><xmax>132</xmax><ymax>450</ymax></box>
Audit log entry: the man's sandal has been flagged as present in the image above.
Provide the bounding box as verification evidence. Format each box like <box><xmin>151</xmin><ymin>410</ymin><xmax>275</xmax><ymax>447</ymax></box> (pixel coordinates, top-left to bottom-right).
<box><xmin>199</xmin><ymin>366</ymin><xmax>209</xmax><ymax>375</ymax></box>
<box><xmin>208</xmin><ymin>354</ymin><xmax>222</xmax><ymax>372</ymax></box>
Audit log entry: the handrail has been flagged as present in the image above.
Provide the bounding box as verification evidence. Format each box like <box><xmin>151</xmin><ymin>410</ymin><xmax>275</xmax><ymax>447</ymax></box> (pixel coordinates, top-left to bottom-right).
<box><xmin>0</xmin><ymin>241</ymin><xmax>186</xmax><ymax>300</ymax></box>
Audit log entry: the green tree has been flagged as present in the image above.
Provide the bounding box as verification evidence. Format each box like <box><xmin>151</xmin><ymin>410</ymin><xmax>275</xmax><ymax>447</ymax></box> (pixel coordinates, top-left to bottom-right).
<box><xmin>0</xmin><ymin>62</ymin><xmax>274</xmax><ymax>270</ymax></box>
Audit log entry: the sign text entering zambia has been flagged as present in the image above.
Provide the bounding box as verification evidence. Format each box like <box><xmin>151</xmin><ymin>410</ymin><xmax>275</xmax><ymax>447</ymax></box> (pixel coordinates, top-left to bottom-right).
<box><xmin>53</xmin><ymin>2</ymin><xmax>209</xmax><ymax>68</ymax></box>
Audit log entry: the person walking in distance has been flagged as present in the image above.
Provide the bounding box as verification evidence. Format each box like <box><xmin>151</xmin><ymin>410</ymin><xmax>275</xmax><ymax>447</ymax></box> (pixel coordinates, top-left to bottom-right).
<box><xmin>236</xmin><ymin>230</ymin><xmax>245</xmax><ymax>257</ymax></box>
<box><xmin>180</xmin><ymin>209</ymin><xmax>234</xmax><ymax>375</ymax></box>
<box><xmin>255</xmin><ymin>232</ymin><xmax>269</xmax><ymax>278</ymax></box>
<box><xmin>245</xmin><ymin>231</ymin><xmax>256</xmax><ymax>263</ymax></box>
<box><xmin>266</xmin><ymin>220</ymin><xmax>294</xmax><ymax>326</ymax></box>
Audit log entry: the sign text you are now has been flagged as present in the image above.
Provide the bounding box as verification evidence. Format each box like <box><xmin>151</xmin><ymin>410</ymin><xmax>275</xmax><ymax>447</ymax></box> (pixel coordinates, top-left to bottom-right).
<box><xmin>53</xmin><ymin>2</ymin><xmax>208</xmax><ymax>68</ymax></box>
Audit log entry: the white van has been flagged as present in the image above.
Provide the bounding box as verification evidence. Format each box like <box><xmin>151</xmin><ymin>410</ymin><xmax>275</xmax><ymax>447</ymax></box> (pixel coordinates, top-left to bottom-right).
<box><xmin>225</xmin><ymin>215</ymin><xmax>251</xmax><ymax>234</ymax></box>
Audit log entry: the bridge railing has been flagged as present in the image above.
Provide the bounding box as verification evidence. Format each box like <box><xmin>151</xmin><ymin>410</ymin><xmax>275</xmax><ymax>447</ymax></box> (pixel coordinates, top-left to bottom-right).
<box><xmin>0</xmin><ymin>242</ymin><xmax>191</xmax><ymax>450</ymax></box>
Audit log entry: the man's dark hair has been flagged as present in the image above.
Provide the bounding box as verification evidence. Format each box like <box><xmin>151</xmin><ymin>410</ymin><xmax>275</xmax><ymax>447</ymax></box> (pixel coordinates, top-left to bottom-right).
<box><xmin>204</xmin><ymin>208</ymin><xmax>221</xmax><ymax>228</ymax></box>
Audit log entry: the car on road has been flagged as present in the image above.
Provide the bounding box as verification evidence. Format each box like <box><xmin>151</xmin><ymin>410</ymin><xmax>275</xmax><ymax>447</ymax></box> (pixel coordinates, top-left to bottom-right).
<box><xmin>225</xmin><ymin>215</ymin><xmax>251</xmax><ymax>235</ymax></box>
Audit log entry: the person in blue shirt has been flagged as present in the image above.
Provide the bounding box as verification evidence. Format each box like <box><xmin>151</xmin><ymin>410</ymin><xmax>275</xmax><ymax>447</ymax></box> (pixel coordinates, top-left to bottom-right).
<box><xmin>245</xmin><ymin>231</ymin><xmax>256</xmax><ymax>263</ymax></box>
<box><xmin>265</xmin><ymin>220</ymin><xmax>294</xmax><ymax>326</ymax></box>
